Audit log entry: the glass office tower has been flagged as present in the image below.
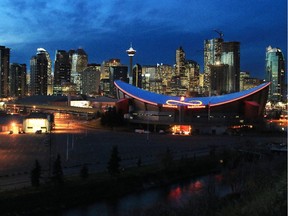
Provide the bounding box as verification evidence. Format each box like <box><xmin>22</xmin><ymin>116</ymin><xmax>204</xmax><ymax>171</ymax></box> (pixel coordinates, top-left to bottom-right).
<box><xmin>54</xmin><ymin>50</ymin><xmax>71</xmax><ymax>95</ymax></box>
<box><xmin>265</xmin><ymin>46</ymin><xmax>285</xmax><ymax>102</ymax></box>
<box><xmin>30</xmin><ymin>48</ymin><xmax>51</xmax><ymax>96</ymax></box>
<box><xmin>204</xmin><ymin>38</ymin><xmax>223</xmax><ymax>94</ymax></box>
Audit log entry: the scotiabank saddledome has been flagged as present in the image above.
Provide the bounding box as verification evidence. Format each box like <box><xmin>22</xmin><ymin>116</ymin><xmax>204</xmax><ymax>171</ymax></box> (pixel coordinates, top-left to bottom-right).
<box><xmin>114</xmin><ymin>80</ymin><xmax>270</xmax><ymax>129</ymax></box>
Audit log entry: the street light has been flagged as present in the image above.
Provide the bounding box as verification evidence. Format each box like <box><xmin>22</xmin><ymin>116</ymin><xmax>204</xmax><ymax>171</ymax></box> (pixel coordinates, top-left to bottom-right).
<box><xmin>10</xmin><ymin>122</ymin><xmax>16</xmax><ymax>133</ymax></box>
<box><xmin>208</xmin><ymin>101</ymin><xmax>211</xmax><ymax>121</ymax></box>
<box><xmin>146</xmin><ymin>112</ymin><xmax>150</xmax><ymax>144</ymax></box>
<box><xmin>48</xmin><ymin>116</ymin><xmax>53</xmax><ymax>177</ymax></box>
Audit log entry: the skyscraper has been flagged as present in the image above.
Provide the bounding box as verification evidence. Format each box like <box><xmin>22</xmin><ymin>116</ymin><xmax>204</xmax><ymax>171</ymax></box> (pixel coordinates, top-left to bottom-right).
<box><xmin>157</xmin><ymin>64</ymin><xmax>174</xmax><ymax>95</ymax></box>
<box><xmin>109</xmin><ymin>65</ymin><xmax>128</xmax><ymax>97</ymax></box>
<box><xmin>54</xmin><ymin>50</ymin><xmax>71</xmax><ymax>95</ymax></box>
<box><xmin>204</xmin><ymin>38</ymin><xmax>240</xmax><ymax>95</ymax></box>
<box><xmin>176</xmin><ymin>46</ymin><xmax>186</xmax><ymax>76</ymax></box>
<box><xmin>100</xmin><ymin>59</ymin><xmax>121</xmax><ymax>96</ymax></box>
<box><xmin>265</xmin><ymin>46</ymin><xmax>286</xmax><ymax>102</ymax></box>
<box><xmin>240</xmin><ymin>71</ymin><xmax>250</xmax><ymax>91</ymax></box>
<box><xmin>209</xmin><ymin>64</ymin><xmax>229</xmax><ymax>95</ymax></box>
<box><xmin>30</xmin><ymin>48</ymin><xmax>51</xmax><ymax>95</ymax></box>
<box><xmin>141</xmin><ymin>65</ymin><xmax>157</xmax><ymax>92</ymax></box>
<box><xmin>10</xmin><ymin>63</ymin><xmax>27</xmax><ymax>97</ymax></box>
<box><xmin>221</xmin><ymin>41</ymin><xmax>240</xmax><ymax>93</ymax></box>
<box><xmin>132</xmin><ymin>64</ymin><xmax>142</xmax><ymax>88</ymax></box>
<box><xmin>0</xmin><ymin>46</ymin><xmax>10</xmax><ymax>97</ymax></box>
<box><xmin>204</xmin><ymin>38</ymin><xmax>223</xmax><ymax>94</ymax></box>
<box><xmin>71</xmin><ymin>48</ymin><xmax>88</xmax><ymax>94</ymax></box>
<box><xmin>185</xmin><ymin>60</ymin><xmax>200</xmax><ymax>94</ymax></box>
<box><xmin>173</xmin><ymin>47</ymin><xmax>200</xmax><ymax>96</ymax></box>
<box><xmin>82</xmin><ymin>64</ymin><xmax>101</xmax><ymax>96</ymax></box>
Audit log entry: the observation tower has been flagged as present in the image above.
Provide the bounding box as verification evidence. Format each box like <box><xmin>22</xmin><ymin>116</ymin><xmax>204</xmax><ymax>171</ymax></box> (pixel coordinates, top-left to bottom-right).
<box><xmin>126</xmin><ymin>43</ymin><xmax>136</xmax><ymax>80</ymax></box>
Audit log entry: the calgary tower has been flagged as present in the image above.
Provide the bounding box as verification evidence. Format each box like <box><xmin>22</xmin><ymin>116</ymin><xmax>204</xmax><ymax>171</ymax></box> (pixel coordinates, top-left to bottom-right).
<box><xmin>126</xmin><ymin>43</ymin><xmax>136</xmax><ymax>81</ymax></box>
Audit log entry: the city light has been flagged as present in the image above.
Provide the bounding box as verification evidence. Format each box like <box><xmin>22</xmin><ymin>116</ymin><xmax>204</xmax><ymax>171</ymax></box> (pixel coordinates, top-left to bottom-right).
<box><xmin>10</xmin><ymin>122</ymin><xmax>17</xmax><ymax>134</ymax></box>
<box><xmin>171</xmin><ymin>125</ymin><xmax>191</xmax><ymax>135</ymax></box>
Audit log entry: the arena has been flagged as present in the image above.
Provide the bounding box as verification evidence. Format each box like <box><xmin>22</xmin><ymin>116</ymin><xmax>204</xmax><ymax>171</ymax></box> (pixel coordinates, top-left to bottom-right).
<box><xmin>114</xmin><ymin>80</ymin><xmax>270</xmax><ymax>134</ymax></box>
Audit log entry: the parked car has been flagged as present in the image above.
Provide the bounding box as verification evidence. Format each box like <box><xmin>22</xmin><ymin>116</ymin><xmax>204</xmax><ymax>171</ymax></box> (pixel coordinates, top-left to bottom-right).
<box><xmin>35</xmin><ymin>130</ymin><xmax>42</xmax><ymax>134</ymax></box>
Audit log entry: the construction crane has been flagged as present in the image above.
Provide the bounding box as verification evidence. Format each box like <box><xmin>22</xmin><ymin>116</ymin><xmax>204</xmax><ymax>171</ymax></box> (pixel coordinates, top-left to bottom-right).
<box><xmin>214</xmin><ymin>29</ymin><xmax>224</xmax><ymax>39</ymax></box>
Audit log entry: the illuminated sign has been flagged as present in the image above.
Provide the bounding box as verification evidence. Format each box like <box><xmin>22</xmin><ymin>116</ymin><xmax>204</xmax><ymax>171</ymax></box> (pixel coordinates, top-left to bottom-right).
<box><xmin>165</xmin><ymin>99</ymin><xmax>205</xmax><ymax>108</ymax></box>
<box><xmin>163</xmin><ymin>104</ymin><xmax>178</xmax><ymax>108</ymax></box>
<box><xmin>70</xmin><ymin>100</ymin><xmax>91</xmax><ymax>108</ymax></box>
<box><xmin>187</xmin><ymin>105</ymin><xmax>206</xmax><ymax>109</ymax></box>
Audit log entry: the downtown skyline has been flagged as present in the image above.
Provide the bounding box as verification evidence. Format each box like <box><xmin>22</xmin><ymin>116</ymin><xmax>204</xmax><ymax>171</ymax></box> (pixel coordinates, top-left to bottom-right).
<box><xmin>0</xmin><ymin>0</ymin><xmax>286</xmax><ymax>79</ymax></box>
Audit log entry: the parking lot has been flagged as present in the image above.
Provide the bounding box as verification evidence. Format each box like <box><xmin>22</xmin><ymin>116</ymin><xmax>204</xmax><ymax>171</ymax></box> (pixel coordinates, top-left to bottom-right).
<box><xmin>0</xmin><ymin>128</ymin><xmax>286</xmax><ymax>190</ymax></box>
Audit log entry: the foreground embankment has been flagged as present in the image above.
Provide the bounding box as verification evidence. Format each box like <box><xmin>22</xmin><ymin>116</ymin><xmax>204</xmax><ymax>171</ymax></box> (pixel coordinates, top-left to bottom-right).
<box><xmin>0</xmin><ymin>144</ymin><xmax>286</xmax><ymax>216</ymax></box>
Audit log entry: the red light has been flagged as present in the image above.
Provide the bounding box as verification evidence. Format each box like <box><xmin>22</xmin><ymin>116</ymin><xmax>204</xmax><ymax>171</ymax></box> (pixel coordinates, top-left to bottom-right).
<box><xmin>168</xmin><ymin>186</ymin><xmax>182</xmax><ymax>200</ymax></box>
<box><xmin>194</xmin><ymin>180</ymin><xmax>203</xmax><ymax>189</ymax></box>
<box><xmin>189</xmin><ymin>180</ymin><xmax>203</xmax><ymax>192</ymax></box>
<box><xmin>214</xmin><ymin>174</ymin><xmax>223</xmax><ymax>182</ymax></box>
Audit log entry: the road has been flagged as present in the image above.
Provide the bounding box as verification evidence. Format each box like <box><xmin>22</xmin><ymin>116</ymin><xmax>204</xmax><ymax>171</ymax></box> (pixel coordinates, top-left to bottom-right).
<box><xmin>0</xmin><ymin>121</ymin><xmax>286</xmax><ymax>190</ymax></box>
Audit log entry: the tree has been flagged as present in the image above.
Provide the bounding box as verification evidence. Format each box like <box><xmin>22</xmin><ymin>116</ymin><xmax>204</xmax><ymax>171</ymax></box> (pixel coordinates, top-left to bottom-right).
<box><xmin>80</xmin><ymin>164</ymin><xmax>89</xmax><ymax>179</ymax></box>
<box><xmin>52</xmin><ymin>154</ymin><xmax>63</xmax><ymax>185</ymax></box>
<box><xmin>100</xmin><ymin>106</ymin><xmax>124</xmax><ymax>128</ymax></box>
<box><xmin>107</xmin><ymin>145</ymin><xmax>121</xmax><ymax>176</ymax></box>
<box><xmin>137</xmin><ymin>157</ymin><xmax>142</xmax><ymax>167</ymax></box>
<box><xmin>30</xmin><ymin>160</ymin><xmax>41</xmax><ymax>187</ymax></box>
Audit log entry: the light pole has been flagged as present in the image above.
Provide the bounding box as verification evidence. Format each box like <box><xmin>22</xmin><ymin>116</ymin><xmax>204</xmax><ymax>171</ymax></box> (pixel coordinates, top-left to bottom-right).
<box><xmin>208</xmin><ymin>101</ymin><xmax>211</xmax><ymax>121</ymax></box>
<box><xmin>49</xmin><ymin>124</ymin><xmax>52</xmax><ymax>177</ymax></box>
<box><xmin>146</xmin><ymin>112</ymin><xmax>150</xmax><ymax>144</ymax></box>
<box><xmin>48</xmin><ymin>114</ymin><xmax>53</xmax><ymax>177</ymax></box>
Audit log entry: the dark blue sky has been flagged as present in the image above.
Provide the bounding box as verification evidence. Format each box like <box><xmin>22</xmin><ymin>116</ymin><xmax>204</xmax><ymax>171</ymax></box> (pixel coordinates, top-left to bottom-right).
<box><xmin>1</xmin><ymin>0</ymin><xmax>286</xmax><ymax>79</ymax></box>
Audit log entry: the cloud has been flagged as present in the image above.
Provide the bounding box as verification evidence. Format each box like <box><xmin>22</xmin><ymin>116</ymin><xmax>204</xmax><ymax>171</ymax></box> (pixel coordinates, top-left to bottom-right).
<box><xmin>0</xmin><ymin>0</ymin><xmax>274</xmax><ymax>44</ymax></box>
<box><xmin>0</xmin><ymin>0</ymin><xmax>286</xmax><ymax>79</ymax></box>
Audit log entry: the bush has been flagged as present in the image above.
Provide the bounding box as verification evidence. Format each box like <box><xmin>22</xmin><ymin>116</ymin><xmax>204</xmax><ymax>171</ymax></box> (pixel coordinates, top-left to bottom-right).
<box><xmin>30</xmin><ymin>160</ymin><xmax>41</xmax><ymax>187</ymax></box>
<box><xmin>52</xmin><ymin>154</ymin><xmax>63</xmax><ymax>185</ymax></box>
<box><xmin>107</xmin><ymin>145</ymin><xmax>121</xmax><ymax>176</ymax></box>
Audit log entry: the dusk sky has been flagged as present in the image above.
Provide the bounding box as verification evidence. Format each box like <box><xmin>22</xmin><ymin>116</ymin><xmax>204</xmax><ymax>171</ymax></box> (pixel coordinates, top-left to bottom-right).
<box><xmin>0</xmin><ymin>0</ymin><xmax>286</xmax><ymax>79</ymax></box>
